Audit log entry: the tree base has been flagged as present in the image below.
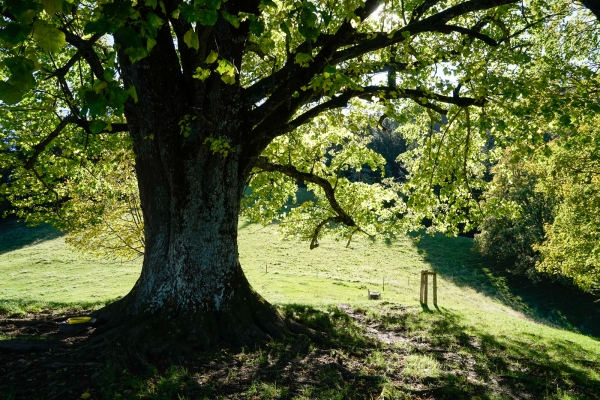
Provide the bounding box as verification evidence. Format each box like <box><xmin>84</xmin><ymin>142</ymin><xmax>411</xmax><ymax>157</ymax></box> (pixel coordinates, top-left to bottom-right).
<box><xmin>88</xmin><ymin>283</ymin><xmax>316</xmax><ymax>358</ymax></box>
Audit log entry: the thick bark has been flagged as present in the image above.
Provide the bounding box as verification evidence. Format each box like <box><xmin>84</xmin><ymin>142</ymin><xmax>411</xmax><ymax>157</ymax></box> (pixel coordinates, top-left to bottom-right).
<box><xmin>91</xmin><ymin>18</ymin><xmax>288</xmax><ymax>349</ymax></box>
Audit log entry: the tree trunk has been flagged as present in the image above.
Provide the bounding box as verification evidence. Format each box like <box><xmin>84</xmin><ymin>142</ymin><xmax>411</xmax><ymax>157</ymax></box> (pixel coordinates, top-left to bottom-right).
<box><xmin>91</xmin><ymin>20</ymin><xmax>289</xmax><ymax>350</ymax></box>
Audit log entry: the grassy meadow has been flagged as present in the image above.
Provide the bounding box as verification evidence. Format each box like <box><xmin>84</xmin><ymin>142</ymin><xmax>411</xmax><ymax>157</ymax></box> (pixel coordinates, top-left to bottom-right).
<box><xmin>1</xmin><ymin>217</ymin><xmax>600</xmax><ymax>399</ymax></box>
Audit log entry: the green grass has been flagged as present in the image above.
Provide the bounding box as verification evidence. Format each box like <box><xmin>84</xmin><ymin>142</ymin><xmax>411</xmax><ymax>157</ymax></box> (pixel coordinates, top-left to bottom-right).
<box><xmin>0</xmin><ymin>218</ymin><xmax>139</xmax><ymax>315</ymax></box>
<box><xmin>1</xmin><ymin>217</ymin><xmax>599</xmax><ymax>398</ymax></box>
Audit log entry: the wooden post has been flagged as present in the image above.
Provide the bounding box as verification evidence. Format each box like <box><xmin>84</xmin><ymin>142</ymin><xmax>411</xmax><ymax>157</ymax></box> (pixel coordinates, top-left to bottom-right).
<box><xmin>424</xmin><ymin>272</ymin><xmax>428</xmax><ymax>306</ymax></box>
<box><xmin>420</xmin><ymin>271</ymin><xmax>438</xmax><ymax>307</ymax></box>
<box><xmin>419</xmin><ymin>272</ymin><xmax>424</xmax><ymax>303</ymax></box>
<box><xmin>433</xmin><ymin>272</ymin><xmax>437</xmax><ymax>307</ymax></box>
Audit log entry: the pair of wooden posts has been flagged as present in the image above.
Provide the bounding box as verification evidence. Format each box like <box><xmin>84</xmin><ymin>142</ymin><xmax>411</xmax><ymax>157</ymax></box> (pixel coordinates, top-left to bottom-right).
<box><xmin>420</xmin><ymin>270</ymin><xmax>438</xmax><ymax>307</ymax></box>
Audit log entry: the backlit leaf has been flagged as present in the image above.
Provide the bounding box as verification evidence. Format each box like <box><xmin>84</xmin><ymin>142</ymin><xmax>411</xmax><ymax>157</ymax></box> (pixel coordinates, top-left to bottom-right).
<box><xmin>126</xmin><ymin>86</ymin><xmax>138</xmax><ymax>103</ymax></box>
<box><xmin>193</xmin><ymin>67</ymin><xmax>211</xmax><ymax>81</ymax></box>
<box><xmin>295</xmin><ymin>52</ymin><xmax>313</xmax><ymax>67</ymax></box>
<box><xmin>124</xmin><ymin>47</ymin><xmax>149</xmax><ymax>63</ymax></box>
<box><xmin>222</xmin><ymin>11</ymin><xmax>240</xmax><ymax>28</ymax></box>
<box><xmin>41</xmin><ymin>0</ymin><xmax>69</xmax><ymax>14</ymax></box>
<box><xmin>183</xmin><ymin>29</ymin><xmax>199</xmax><ymax>50</ymax></box>
<box><xmin>32</xmin><ymin>21</ymin><xmax>66</xmax><ymax>53</ymax></box>
<box><xmin>206</xmin><ymin>50</ymin><xmax>218</xmax><ymax>64</ymax></box>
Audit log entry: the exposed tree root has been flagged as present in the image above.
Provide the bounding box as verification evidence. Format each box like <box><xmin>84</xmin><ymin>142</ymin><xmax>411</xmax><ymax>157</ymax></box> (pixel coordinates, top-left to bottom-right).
<box><xmin>76</xmin><ymin>278</ymin><xmax>324</xmax><ymax>367</ymax></box>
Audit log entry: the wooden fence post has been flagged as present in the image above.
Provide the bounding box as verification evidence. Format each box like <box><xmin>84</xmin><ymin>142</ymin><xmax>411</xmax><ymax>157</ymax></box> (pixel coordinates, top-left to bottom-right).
<box><xmin>433</xmin><ymin>272</ymin><xmax>437</xmax><ymax>307</ymax></box>
<box><xmin>420</xmin><ymin>271</ymin><xmax>438</xmax><ymax>307</ymax></box>
<box><xmin>419</xmin><ymin>271</ymin><xmax>424</xmax><ymax>303</ymax></box>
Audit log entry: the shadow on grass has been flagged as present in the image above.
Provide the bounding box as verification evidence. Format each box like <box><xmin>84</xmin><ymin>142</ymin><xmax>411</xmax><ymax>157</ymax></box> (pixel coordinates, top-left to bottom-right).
<box><xmin>19</xmin><ymin>303</ymin><xmax>595</xmax><ymax>400</ymax></box>
<box><xmin>0</xmin><ymin>217</ymin><xmax>63</xmax><ymax>255</ymax></box>
<box><xmin>376</xmin><ymin>305</ymin><xmax>600</xmax><ymax>399</ymax></box>
<box><xmin>412</xmin><ymin>233</ymin><xmax>600</xmax><ymax>338</ymax></box>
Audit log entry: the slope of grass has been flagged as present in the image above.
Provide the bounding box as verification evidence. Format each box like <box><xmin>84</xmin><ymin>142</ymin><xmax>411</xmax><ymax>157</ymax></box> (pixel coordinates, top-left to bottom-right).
<box><xmin>0</xmin><ymin>218</ymin><xmax>599</xmax><ymax>398</ymax></box>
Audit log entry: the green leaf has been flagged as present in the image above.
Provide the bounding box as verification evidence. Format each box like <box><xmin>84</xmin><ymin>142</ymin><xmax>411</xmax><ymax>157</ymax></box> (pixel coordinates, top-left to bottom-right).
<box><xmin>32</xmin><ymin>21</ymin><xmax>66</xmax><ymax>53</ymax></box>
<box><xmin>126</xmin><ymin>86</ymin><xmax>138</xmax><ymax>103</ymax></box>
<box><xmin>145</xmin><ymin>0</ymin><xmax>158</xmax><ymax>8</ymax></box>
<box><xmin>204</xmin><ymin>0</ymin><xmax>221</xmax><ymax>9</ymax></box>
<box><xmin>249</xmin><ymin>20</ymin><xmax>265</xmax><ymax>36</ymax></box>
<box><xmin>260</xmin><ymin>0</ymin><xmax>277</xmax><ymax>9</ymax></box>
<box><xmin>216</xmin><ymin>59</ymin><xmax>236</xmax><ymax>84</ymax></box>
<box><xmin>183</xmin><ymin>29</ymin><xmax>199</xmax><ymax>50</ymax></box>
<box><xmin>146</xmin><ymin>13</ymin><xmax>164</xmax><ymax>28</ymax></box>
<box><xmin>222</xmin><ymin>10</ymin><xmax>240</xmax><ymax>28</ymax></box>
<box><xmin>89</xmin><ymin>120</ymin><xmax>108</xmax><ymax>134</ymax></box>
<box><xmin>5</xmin><ymin>0</ymin><xmax>41</xmax><ymax>23</ymax></box>
<box><xmin>146</xmin><ymin>38</ymin><xmax>157</xmax><ymax>52</ymax></box>
<box><xmin>124</xmin><ymin>47</ymin><xmax>149</xmax><ymax>63</ymax></box>
<box><xmin>0</xmin><ymin>23</ymin><xmax>33</xmax><ymax>45</ymax></box>
<box><xmin>41</xmin><ymin>0</ymin><xmax>70</xmax><ymax>14</ymax></box>
<box><xmin>103</xmin><ymin>68</ymin><xmax>115</xmax><ymax>82</ymax></box>
<box><xmin>198</xmin><ymin>9</ymin><xmax>218</xmax><ymax>26</ymax></box>
<box><xmin>93</xmin><ymin>81</ymin><xmax>108</xmax><ymax>94</ymax></box>
<box><xmin>320</xmin><ymin>11</ymin><xmax>332</xmax><ymax>27</ymax></box>
<box><xmin>206</xmin><ymin>50</ymin><xmax>218</xmax><ymax>64</ymax></box>
<box><xmin>295</xmin><ymin>52</ymin><xmax>313</xmax><ymax>67</ymax></box>
<box><xmin>258</xmin><ymin>36</ymin><xmax>275</xmax><ymax>54</ymax></box>
<box><xmin>0</xmin><ymin>81</ymin><xmax>25</xmax><ymax>104</ymax></box>
<box><xmin>221</xmin><ymin>74</ymin><xmax>236</xmax><ymax>85</ymax></box>
<box><xmin>193</xmin><ymin>67</ymin><xmax>211</xmax><ymax>81</ymax></box>
<box><xmin>114</xmin><ymin>26</ymin><xmax>143</xmax><ymax>48</ymax></box>
<box><xmin>401</xmin><ymin>30</ymin><xmax>410</xmax><ymax>39</ymax></box>
<box><xmin>298</xmin><ymin>6</ymin><xmax>319</xmax><ymax>40</ymax></box>
<box><xmin>84</xmin><ymin>19</ymin><xmax>113</xmax><ymax>35</ymax></box>
<box><xmin>5</xmin><ymin>56</ymin><xmax>36</xmax><ymax>90</ymax></box>
<box><xmin>279</xmin><ymin>21</ymin><xmax>291</xmax><ymax>36</ymax></box>
<box><xmin>84</xmin><ymin>90</ymin><xmax>108</xmax><ymax>116</ymax></box>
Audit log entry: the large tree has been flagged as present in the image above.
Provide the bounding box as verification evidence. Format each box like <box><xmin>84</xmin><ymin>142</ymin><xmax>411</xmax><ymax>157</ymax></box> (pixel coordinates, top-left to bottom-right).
<box><xmin>0</xmin><ymin>0</ymin><xmax>595</xmax><ymax>349</ymax></box>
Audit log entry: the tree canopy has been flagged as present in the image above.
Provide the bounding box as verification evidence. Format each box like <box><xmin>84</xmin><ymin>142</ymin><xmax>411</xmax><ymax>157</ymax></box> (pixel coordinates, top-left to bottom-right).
<box><xmin>0</xmin><ymin>0</ymin><xmax>599</xmax><ymax>346</ymax></box>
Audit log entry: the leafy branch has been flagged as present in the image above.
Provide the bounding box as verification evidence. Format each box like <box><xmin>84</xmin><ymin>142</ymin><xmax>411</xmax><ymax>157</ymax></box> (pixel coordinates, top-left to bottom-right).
<box><xmin>254</xmin><ymin>156</ymin><xmax>370</xmax><ymax>249</ymax></box>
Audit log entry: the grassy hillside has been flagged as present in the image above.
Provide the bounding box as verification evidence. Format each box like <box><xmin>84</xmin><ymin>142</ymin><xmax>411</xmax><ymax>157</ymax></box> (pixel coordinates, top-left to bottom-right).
<box><xmin>1</xmin><ymin>218</ymin><xmax>599</xmax><ymax>399</ymax></box>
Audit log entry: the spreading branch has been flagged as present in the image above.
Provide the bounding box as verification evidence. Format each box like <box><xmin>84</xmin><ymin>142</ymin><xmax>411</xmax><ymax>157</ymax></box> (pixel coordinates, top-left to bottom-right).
<box><xmin>331</xmin><ymin>0</ymin><xmax>518</xmax><ymax>65</ymax></box>
<box><xmin>244</xmin><ymin>0</ymin><xmax>383</xmax><ymax>114</ymax></box>
<box><xmin>246</xmin><ymin>0</ymin><xmax>517</xmax><ymax>141</ymax></box>
<box><xmin>60</xmin><ymin>31</ymin><xmax>106</xmax><ymax>82</ymax></box>
<box><xmin>254</xmin><ymin>157</ymin><xmax>370</xmax><ymax>249</ymax></box>
<box><xmin>262</xmin><ymin>86</ymin><xmax>485</xmax><ymax>138</ymax></box>
<box><xmin>435</xmin><ymin>24</ymin><xmax>501</xmax><ymax>46</ymax></box>
<box><xmin>24</xmin><ymin>116</ymin><xmax>128</xmax><ymax>170</ymax></box>
<box><xmin>410</xmin><ymin>0</ymin><xmax>443</xmax><ymax>23</ymax></box>
<box><xmin>24</xmin><ymin>116</ymin><xmax>76</xmax><ymax>170</ymax></box>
